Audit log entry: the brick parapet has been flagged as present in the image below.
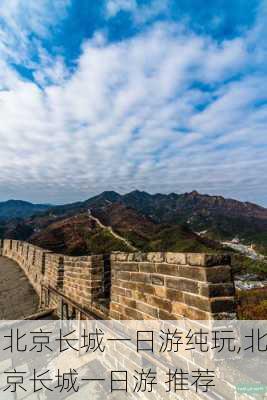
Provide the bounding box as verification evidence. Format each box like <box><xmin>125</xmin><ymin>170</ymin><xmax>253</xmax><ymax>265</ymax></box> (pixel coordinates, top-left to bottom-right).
<box><xmin>110</xmin><ymin>252</ymin><xmax>236</xmax><ymax>320</ymax></box>
<box><xmin>1</xmin><ymin>239</ymin><xmax>105</xmax><ymax>316</ymax></box>
<box><xmin>0</xmin><ymin>240</ymin><xmax>236</xmax><ymax>320</ymax></box>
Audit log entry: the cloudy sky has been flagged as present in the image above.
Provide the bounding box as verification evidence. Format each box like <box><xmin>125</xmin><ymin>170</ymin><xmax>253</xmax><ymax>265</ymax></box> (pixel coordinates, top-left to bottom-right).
<box><xmin>0</xmin><ymin>0</ymin><xmax>266</xmax><ymax>205</ymax></box>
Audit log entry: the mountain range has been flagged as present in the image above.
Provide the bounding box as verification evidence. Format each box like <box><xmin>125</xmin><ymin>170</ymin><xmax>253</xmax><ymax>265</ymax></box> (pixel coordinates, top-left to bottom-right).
<box><xmin>0</xmin><ymin>200</ymin><xmax>50</xmax><ymax>220</ymax></box>
<box><xmin>0</xmin><ymin>190</ymin><xmax>266</xmax><ymax>257</ymax></box>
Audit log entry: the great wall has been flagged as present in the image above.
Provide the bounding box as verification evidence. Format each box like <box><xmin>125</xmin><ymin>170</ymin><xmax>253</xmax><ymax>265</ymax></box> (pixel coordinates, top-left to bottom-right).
<box><xmin>2</xmin><ymin>240</ymin><xmax>266</xmax><ymax>400</ymax></box>
<box><xmin>0</xmin><ymin>239</ymin><xmax>237</xmax><ymax>320</ymax></box>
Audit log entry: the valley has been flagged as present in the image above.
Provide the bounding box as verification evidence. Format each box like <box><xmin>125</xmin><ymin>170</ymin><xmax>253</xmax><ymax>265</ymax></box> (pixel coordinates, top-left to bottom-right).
<box><xmin>0</xmin><ymin>190</ymin><xmax>267</xmax><ymax>320</ymax></box>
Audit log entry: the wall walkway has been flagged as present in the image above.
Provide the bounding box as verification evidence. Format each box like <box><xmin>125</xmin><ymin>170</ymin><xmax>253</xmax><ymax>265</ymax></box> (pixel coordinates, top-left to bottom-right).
<box><xmin>0</xmin><ymin>256</ymin><xmax>39</xmax><ymax>319</ymax></box>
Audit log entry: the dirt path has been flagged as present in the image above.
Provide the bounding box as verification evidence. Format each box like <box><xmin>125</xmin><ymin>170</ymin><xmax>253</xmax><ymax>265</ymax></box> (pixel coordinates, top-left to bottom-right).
<box><xmin>88</xmin><ymin>210</ymin><xmax>138</xmax><ymax>251</ymax></box>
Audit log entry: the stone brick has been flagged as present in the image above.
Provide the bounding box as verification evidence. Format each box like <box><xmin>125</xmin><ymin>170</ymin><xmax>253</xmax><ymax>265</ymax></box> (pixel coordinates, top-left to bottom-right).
<box><xmin>126</xmin><ymin>253</ymin><xmax>135</xmax><ymax>261</ymax></box>
<box><xmin>177</xmin><ymin>265</ymin><xmax>207</xmax><ymax>281</ymax></box>
<box><xmin>205</xmin><ymin>265</ymin><xmax>232</xmax><ymax>283</ymax></box>
<box><xmin>166</xmin><ymin>277</ymin><xmax>199</xmax><ymax>293</ymax></box>
<box><xmin>186</xmin><ymin>253</ymin><xmax>231</xmax><ymax>267</ymax></box>
<box><xmin>123</xmin><ymin>306</ymin><xmax>144</xmax><ymax>320</ymax></box>
<box><xmin>135</xmin><ymin>302</ymin><xmax>159</xmax><ymax>318</ymax></box>
<box><xmin>110</xmin><ymin>302</ymin><xmax>125</xmax><ymax>313</ymax></box>
<box><xmin>183</xmin><ymin>293</ymin><xmax>211</xmax><ymax>312</ymax></box>
<box><xmin>135</xmin><ymin>283</ymin><xmax>155</xmax><ymax>295</ymax></box>
<box><xmin>111</xmin><ymin>294</ymin><xmax>120</xmax><ymax>303</ymax></box>
<box><xmin>115</xmin><ymin>253</ymin><xmax>129</xmax><ymax>262</ymax></box>
<box><xmin>171</xmin><ymin>302</ymin><xmax>188</xmax><ymax>316</ymax></box>
<box><xmin>209</xmin><ymin>297</ymin><xmax>236</xmax><ymax>313</ymax></box>
<box><xmin>132</xmin><ymin>253</ymin><xmax>148</xmax><ymax>262</ymax></box>
<box><xmin>158</xmin><ymin>309</ymin><xmax>180</xmax><ymax>320</ymax></box>
<box><xmin>156</xmin><ymin>263</ymin><xmax>180</xmax><ymax>276</ymax></box>
<box><xmin>199</xmin><ymin>282</ymin><xmax>235</xmax><ymax>297</ymax></box>
<box><xmin>132</xmin><ymin>291</ymin><xmax>149</xmax><ymax>303</ymax></box>
<box><xmin>116</xmin><ymin>271</ymin><xmax>131</xmax><ymax>281</ymax></box>
<box><xmin>165</xmin><ymin>288</ymin><xmax>184</xmax><ymax>302</ymax></box>
<box><xmin>149</xmin><ymin>296</ymin><xmax>172</xmax><ymax>312</ymax></box>
<box><xmin>131</xmin><ymin>272</ymin><xmax>151</xmax><ymax>284</ymax></box>
<box><xmin>109</xmin><ymin>310</ymin><xmax>121</xmax><ymax>320</ymax></box>
<box><xmin>110</xmin><ymin>252</ymin><xmax>119</xmax><ymax>261</ymax></box>
<box><xmin>138</xmin><ymin>263</ymin><xmax>156</xmax><ymax>273</ymax></box>
<box><xmin>147</xmin><ymin>253</ymin><xmax>165</xmax><ymax>263</ymax></box>
<box><xmin>122</xmin><ymin>297</ymin><xmax>137</xmax><ymax>309</ymax></box>
<box><xmin>186</xmin><ymin>253</ymin><xmax>207</xmax><ymax>266</ymax></box>
<box><xmin>205</xmin><ymin>254</ymin><xmax>231</xmax><ymax>267</ymax></box>
<box><xmin>165</xmin><ymin>253</ymin><xmax>187</xmax><ymax>265</ymax></box>
<box><xmin>183</xmin><ymin>306</ymin><xmax>210</xmax><ymax>320</ymax></box>
<box><xmin>151</xmin><ymin>274</ymin><xmax>165</xmax><ymax>286</ymax></box>
<box><xmin>111</xmin><ymin>286</ymin><xmax>126</xmax><ymax>297</ymax></box>
<box><xmin>113</xmin><ymin>262</ymin><xmax>139</xmax><ymax>272</ymax></box>
<box><xmin>118</xmin><ymin>280</ymin><xmax>137</xmax><ymax>291</ymax></box>
<box><xmin>154</xmin><ymin>286</ymin><xmax>167</xmax><ymax>298</ymax></box>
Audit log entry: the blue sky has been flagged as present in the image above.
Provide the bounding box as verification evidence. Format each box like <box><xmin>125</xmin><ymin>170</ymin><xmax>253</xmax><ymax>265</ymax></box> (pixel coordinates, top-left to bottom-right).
<box><xmin>0</xmin><ymin>0</ymin><xmax>266</xmax><ymax>205</ymax></box>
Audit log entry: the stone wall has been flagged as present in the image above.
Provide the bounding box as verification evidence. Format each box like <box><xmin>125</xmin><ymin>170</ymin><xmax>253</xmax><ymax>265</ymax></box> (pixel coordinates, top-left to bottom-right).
<box><xmin>0</xmin><ymin>239</ymin><xmax>106</xmax><ymax>318</ymax></box>
<box><xmin>0</xmin><ymin>239</ymin><xmax>236</xmax><ymax>319</ymax></box>
<box><xmin>110</xmin><ymin>252</ymin><xmax>236</xmax><ymax>320</ymax></box>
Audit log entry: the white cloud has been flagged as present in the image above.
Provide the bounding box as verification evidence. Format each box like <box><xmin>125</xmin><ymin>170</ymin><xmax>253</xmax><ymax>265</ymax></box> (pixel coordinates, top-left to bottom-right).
<box><xmin>0</xmin><ymin>0</ymin><xmax>70</xmax><ymax>64</ymax></box>
<box><xmin>106</xmin><ymin>0</ymin><xmax>136</xmax><ymax>17</ymax></box>
<box><xmin>106</xmin><ymin>0</ymin><xmax>170</xmax><ymax>24</ymax></box>
<box><xmin>0</xmin><ymin>3</ymin><xmax>266</xmax><ymax>205</ymax></box>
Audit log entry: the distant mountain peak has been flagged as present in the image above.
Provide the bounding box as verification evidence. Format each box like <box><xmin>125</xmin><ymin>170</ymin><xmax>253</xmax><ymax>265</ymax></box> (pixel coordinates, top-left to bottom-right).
<box><xmin>0</xmin><ymin>199</ymin><xmax>50</xmax><ymax>220</ymax></box>
<box><xmin>187</xmin><ymin>190</ymin><xmax>200</xmax><ymax>196</ymax></box>
<box><xmin>127</xmin><ymin>189</ymin><xmax>147</xmax><ymax>195</ymax></box>
<box><xmin>3</xmin><ymin>199</ymin><xmax>32</xmax><ymax>205</ymax></box>
<box><xmin>101</xmin><ymin>190</ymin><xmax>120</xmax><ymax>197</ymax></box>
